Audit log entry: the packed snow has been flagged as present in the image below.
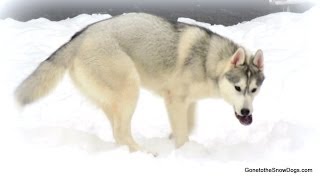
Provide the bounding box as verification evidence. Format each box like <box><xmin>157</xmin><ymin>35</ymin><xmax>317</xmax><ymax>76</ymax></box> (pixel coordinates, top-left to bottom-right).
<box><xmin>1</xmin><ymin>7</ymin><xmax>320</xmax><ymax>180</ymax></box>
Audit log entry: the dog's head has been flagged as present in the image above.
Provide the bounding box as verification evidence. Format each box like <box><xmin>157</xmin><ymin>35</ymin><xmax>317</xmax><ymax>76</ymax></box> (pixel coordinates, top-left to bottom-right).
<box><xmin>219</xmin><ymin>48</ymin><xmax>265</xmax><ymax>125</ymax></box>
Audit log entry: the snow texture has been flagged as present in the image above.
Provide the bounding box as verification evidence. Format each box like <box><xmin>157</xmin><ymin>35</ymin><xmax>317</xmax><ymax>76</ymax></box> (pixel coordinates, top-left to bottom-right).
<box><xmin>0</xmin><ymin>7</ymin><xmax>320</xmax><ymax>180</ymax></box>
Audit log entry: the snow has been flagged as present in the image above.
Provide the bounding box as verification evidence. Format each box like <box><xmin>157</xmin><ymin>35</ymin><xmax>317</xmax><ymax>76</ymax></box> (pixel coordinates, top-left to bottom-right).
<box><xmin>1</xmin><ymin>7</ymin><xmax>320</xmax><ymax>180</ymax></box>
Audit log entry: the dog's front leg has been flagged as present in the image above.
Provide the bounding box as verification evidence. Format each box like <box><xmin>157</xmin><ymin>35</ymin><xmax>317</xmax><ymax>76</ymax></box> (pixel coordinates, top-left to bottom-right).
<box><xmin>165</xmin><ymin>96</ymin><xmax>189</xmax><ymax>148</ymax></box>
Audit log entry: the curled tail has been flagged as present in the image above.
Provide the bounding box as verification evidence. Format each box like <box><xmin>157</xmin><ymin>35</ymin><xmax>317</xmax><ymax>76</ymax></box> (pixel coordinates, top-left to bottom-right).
<box><xmin>15</xmin><ymin>44</ymin><xmax>74</xmax><ymax>106</ymax></box>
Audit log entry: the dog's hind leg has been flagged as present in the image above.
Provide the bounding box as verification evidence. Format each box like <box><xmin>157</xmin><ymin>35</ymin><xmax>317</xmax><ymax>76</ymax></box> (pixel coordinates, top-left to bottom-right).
<box><xmin>101</xmin><ymin>70</ymin><xmax>141</xmax><ymax>152</ymax></box>
<box><xmin>187</xmin><ymin>102</ymin><xmax>196</xmax><ymax>136</ymax></box>
<box><xmin>69</xmin><ymin>51</ymin><xmax>141</xmax><ymax>152</ymax></box>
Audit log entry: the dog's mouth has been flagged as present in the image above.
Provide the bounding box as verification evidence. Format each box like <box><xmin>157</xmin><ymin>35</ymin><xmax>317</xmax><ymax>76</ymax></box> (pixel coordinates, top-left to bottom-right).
<box><xmin>235</xmin><ymin>112</ymin><xmax>252</xmax><ymax>126</ymax></box>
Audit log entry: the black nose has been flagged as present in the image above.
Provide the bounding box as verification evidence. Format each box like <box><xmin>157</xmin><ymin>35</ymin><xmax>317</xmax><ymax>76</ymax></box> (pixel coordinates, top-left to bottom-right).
<box><xmin>241</xmin><ymin>108</ymin><xmax>250</xmax><ymax>116</ymax></box>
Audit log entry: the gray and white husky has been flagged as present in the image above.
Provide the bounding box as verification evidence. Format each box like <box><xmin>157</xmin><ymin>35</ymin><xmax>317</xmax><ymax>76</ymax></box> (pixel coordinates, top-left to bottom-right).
<box><xmin>15</xmin><ymin>13</ymin><xmax>265</xmax><ymax>152</ymax></box>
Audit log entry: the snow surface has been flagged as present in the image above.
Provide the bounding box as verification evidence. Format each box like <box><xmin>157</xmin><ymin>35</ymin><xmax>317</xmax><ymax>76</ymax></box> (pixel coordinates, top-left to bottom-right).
<box><xmin>1</xmin><ymin>8</ymin><xmax>320</xmax><ymax>180</ymax></box>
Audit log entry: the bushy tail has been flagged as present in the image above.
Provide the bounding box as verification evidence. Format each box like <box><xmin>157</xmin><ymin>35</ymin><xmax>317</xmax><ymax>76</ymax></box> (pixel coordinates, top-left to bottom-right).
<box><xmin>15</xmin><ymin>53</ymin><xmax>69</xmax><ymax>106</ymax></box>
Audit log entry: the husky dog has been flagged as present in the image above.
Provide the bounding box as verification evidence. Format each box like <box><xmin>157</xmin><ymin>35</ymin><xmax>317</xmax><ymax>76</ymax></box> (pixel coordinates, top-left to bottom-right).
<box><xmin>15</xmin><ymin>13</ymin><xmax>265</xmax><ymax>152</ymax></box>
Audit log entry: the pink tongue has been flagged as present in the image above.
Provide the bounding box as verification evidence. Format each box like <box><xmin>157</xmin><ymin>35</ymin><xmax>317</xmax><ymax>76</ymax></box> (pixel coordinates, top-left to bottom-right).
<box><xmin>235</xmin><ymin>113</ymin><xmax>252</xmax><ymax>125</ymax></box>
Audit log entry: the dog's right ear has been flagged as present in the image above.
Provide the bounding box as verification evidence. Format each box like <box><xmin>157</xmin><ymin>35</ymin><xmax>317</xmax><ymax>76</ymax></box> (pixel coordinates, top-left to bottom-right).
<box><xmin>231</xmin><ymin>48</ymin><xmax>245</xmax><ymax>67</ymax></box>
<box><xmin>253</xmin><ymin>49</ymin><xmax>264</xmax><ymax>71</ymax></box>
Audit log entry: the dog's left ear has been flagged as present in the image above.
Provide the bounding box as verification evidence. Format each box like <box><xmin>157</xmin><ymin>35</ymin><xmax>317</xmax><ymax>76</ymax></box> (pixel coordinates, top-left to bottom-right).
<box><xmin>253</xmin><ymin>49</ymin><xmax>264</xmax><ymax>71</ymax></box>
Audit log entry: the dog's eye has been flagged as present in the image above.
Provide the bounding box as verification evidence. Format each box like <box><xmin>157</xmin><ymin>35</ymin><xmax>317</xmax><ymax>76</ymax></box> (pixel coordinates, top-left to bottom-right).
<box><xmin>251</xmin><ymin>88</ymin><xmax>257</xmax><ymax>93</ymax></box>
<box><xmin>234</xmin><ymin>86</ymin><xmax>241</xmax><ymax>92</ymax></box>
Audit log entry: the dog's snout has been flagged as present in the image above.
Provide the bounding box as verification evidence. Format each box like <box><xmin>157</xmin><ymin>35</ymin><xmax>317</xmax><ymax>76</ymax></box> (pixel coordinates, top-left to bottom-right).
<box><xmin>241</xmin><ymin>108</ymin><xmax>250</xmax><ymax>116</ymax></box>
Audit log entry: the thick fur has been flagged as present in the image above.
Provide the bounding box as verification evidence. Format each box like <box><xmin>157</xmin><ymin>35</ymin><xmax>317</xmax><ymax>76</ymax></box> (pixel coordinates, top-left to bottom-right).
<box><xmin>15</xmin><ymin>13</ymin><xmax>265</xmax><ymax>152</ymax></box>
<box><xmin>15</xmin><ymin>43</ymin><xmax>77</xmax><ymax>105</ymax></box>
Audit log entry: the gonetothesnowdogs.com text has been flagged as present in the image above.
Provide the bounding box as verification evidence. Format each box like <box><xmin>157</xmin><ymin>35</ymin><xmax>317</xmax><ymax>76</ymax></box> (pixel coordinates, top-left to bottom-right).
<box><xmin>245</xmin><ymin>167</ymin><xmax>312</xmax><ymax>174</ymax></box>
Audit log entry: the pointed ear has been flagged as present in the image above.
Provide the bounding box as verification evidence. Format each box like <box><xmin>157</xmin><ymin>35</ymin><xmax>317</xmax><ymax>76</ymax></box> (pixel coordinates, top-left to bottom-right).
<box><xmin>231</xmin><ymin>48</ymin><xmax>245</xmax><ymax>67</ymax></box>
<box><xmin>253</xmin><ymin>49</ymin><xmax>264</xmax><ymax>71</ymax></box>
